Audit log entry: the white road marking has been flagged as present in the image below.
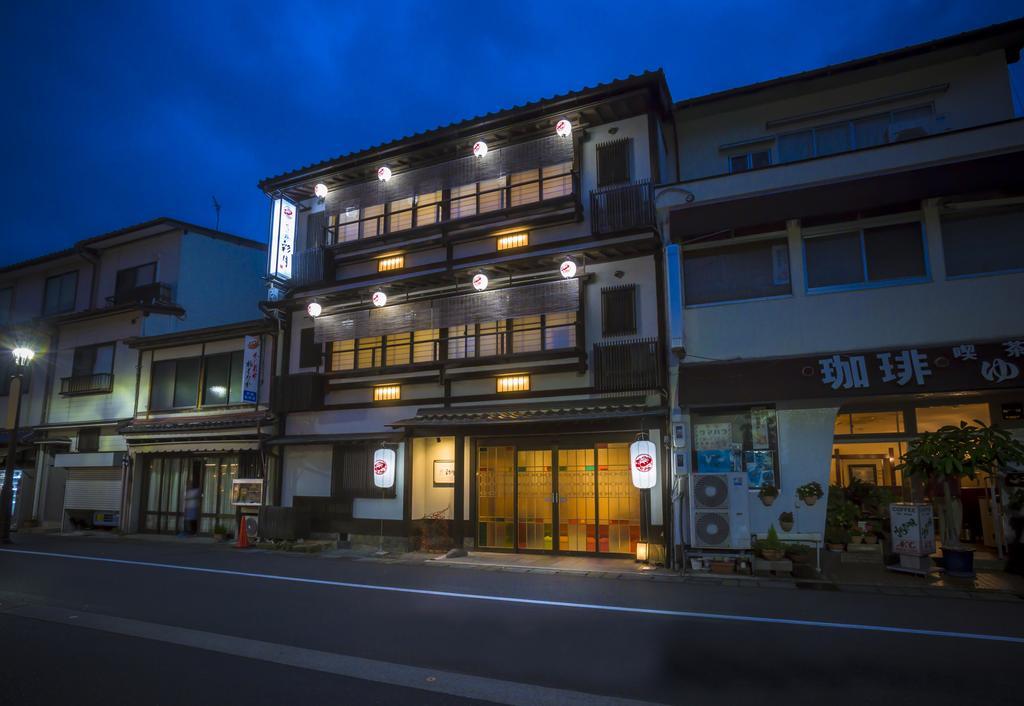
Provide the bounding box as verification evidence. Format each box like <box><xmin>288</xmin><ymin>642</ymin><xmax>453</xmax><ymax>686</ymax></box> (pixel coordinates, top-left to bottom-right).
<box><xmin>2</xmin><ymin>547</ymin><xmax>1023</xmax><ymax>644</ymax></box>
<box><xmin>0</xmin><ymin>601</ymin><xmax>656</xmax><ymax>706</ymax></box>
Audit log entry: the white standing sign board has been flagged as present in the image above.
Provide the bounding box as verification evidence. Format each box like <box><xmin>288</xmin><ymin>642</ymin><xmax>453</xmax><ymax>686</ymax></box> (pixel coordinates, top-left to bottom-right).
<box><xmin>890</xmin><ymin>503</ymin><xmax>935</xmax><ymax>556</ymax></box>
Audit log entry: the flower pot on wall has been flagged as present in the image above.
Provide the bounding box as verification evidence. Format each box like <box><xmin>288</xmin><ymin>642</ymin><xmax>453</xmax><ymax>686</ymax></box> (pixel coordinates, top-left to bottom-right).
<box><xmin>761</xmin><ymin>494</ymin><xmax>777</xmax><ymax>507</ymax></box>
<box><xmin>779</xmin><ymin>518</ymin><xmax>794</xmax><ymax>533</ymax></box>
<box><xmin>803</xmin><ymin>495</ymin><xmax>818</xmax><ymax>506</ymax></box>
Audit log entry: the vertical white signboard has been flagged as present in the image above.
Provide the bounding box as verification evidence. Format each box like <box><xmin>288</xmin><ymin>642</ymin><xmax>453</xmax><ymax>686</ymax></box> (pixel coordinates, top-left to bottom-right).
<box><xmin>268</xmin><ymin>198</ymin><xmax>297</xmax><ymax>280</ymax></box>
<box><xmin>242</xmin><ymin>335</ymin><xmax>261</xmax><ymax>403</ymax></box>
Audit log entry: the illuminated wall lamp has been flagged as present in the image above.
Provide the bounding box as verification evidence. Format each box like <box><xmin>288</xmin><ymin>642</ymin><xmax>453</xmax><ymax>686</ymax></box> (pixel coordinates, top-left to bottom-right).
<box><xmin>559</xmin><ymin>259</ymin><xmax>577</xmax><ymax>278</ymax></box>
<box><xmin>371</xmin><ymin>291</ymin><xmax>388</xmax><ymax>307</ymax></box>
<box><xmin>313</xmin><ymin>183</ymin><xmax>328</xmax><ymax>200</ymax></box>
<box><xmin>377</xmin><ymin>166</ymin><xmax>392</xmax><ymax>182</ymax></box>
<box><xmin>555</xmin><ymin>118</ymin><xmax>572</xmax><ymax>138</ymax></box>
<box><xmin>306</xmin><ymin>301</ymin><xmax>322</xmax><ymax>318</ymax></box>
<box><xmin>472</xmin><ymin>273</ymin><xmax>489</xmax><ymax>291</ymax></box>
<box><xmin>472</xmin><ymin>140</ymin><xmax>488</xmax><ymax>157</ymax></box>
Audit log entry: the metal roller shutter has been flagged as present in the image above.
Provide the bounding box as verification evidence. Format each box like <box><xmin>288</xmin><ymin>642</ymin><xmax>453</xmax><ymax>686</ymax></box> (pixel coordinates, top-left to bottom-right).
<box><xmin>63</xmin><ymin>468</ymin><xmax>122</xmax><ymax>512</ymax></box>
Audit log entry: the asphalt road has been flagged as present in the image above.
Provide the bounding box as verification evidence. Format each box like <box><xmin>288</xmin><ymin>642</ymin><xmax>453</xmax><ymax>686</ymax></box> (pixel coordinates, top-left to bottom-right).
<box><xmin>1</xmin><ymin>535</ymin><xmax>1022</xmax><ymax>706</ymax></box>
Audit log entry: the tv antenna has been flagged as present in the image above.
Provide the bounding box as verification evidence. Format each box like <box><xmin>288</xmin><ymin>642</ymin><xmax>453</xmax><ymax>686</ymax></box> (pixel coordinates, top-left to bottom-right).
<box><xmin>212</xmin><ymin>195</ymin><xmax>222</xmax><ymax>230</ymax></box>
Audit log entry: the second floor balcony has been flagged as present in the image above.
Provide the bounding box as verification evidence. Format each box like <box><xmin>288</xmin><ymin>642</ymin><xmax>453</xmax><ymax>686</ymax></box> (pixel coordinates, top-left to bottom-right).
<box><xmin>107</xmin><ymin>282</ymin><xmax>174</xmax><ymax>307</ymax></box>
<box><xmin>592</xmin><ymin>338</ymin><xmax>662</xmax><ymax>393</ymax></box>
<box><xmin>60</xmin><ymin>372</ymin><xmax>114</xmax><ymax>396</ymax></box>
<box><xmin>590</xmin><ymin>180</ymin><xmax>656</xmax><ymax>236</ymax></box>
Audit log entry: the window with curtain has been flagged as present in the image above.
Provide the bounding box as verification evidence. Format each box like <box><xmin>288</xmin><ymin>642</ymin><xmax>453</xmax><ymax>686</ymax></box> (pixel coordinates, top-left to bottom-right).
<box><xmin>330</xmin><ymin>329</ymin><xmax>440</xmax><ymax>371</ymax></box>
<box><xmin>416</xmin><ymin>191</ymin><xmax>442</xmax><ymax>226</ymax></box>
<box><xmin>941</xmin><ymin>207</ymin><xmax>1024</xmax><ymax>277</ymax></box>
<box><xmin>450</xmin><ymin>183</ymin><xmax>478</xmax><ymax>220</ymax></box>
<box><xmin>777</xmin><ymin>104</ymin><xmax>934</xmax><ymax>164</ymax></box>
<box><xmin>478</xmin><ymin>176</ymin><xmax>506</xmax><ymax>213</ymax></box>
<box><xmin>72</xmin><ymin>343</ymin><xmax>114</xmax><ymax>378</ymax></box>
<box><xmin>542</xmin><ymin>162</ymin><xmax>573</xmax><ymax>199</ymax></box>
<box><xmin>804</xmin><ymin>221</ymin><xmax>926</xmax><ymax>290</ymax></box>
<box><xmin>114</xmin><ymin>262</ymin><xmax>157</xmax><ymax>297</ymax></box>
<box><xmin>683</xmin><ymin>238</ymin><xmax>791</xmax><ymax>305</ymax></box>
<box><xmin>201</xmin><ymin>351</ymin><xmax>244</xmax><ymax>406</ymax></box>
<box><xmin>388</xmin><ymin>197</ymin><xmax>413</xmax><ymax>233</ymax></box>
<box><xmin>447</xmin><ymin>313</ymin><xmax>575</xmax><ymax>359</ymax></box>
<box><xmin>151</xmin><ymin>357</ymin><xmax>201</xmax><ymax>410</ymax></box>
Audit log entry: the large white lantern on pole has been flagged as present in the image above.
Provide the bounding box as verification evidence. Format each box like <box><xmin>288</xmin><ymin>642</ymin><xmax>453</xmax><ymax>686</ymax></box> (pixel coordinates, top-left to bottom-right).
<box><xmin>630</xmin><ymin>438</ymin><xmax>657</xmax><ymax>489</ymax></box>
<box><xmin>373</xmin><ymin>447</ymin><xmax>396</xmax><ymax>489</ymax></box>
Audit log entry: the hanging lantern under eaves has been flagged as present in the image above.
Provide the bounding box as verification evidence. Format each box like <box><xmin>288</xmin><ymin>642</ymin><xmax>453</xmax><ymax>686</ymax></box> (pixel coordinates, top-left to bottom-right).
<box><xmin>630</xmin><ymin>438</ymin><xmax>657</xmax><ymax>490</ymax></box>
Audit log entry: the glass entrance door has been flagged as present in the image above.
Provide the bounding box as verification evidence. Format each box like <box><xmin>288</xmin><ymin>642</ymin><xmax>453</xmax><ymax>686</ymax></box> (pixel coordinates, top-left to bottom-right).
<box><xmin>475</xmin><ymin>440</ymin><xmax>642</xmax><ymax>555</ymax></box>
<box><xmin>516</xmin><ymin>449</ymin><xmax>553</xmax><ymax>551</ymax></box>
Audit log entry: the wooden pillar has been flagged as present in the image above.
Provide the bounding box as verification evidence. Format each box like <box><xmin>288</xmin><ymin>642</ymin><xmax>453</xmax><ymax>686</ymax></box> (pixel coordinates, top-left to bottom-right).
<box><xmin>453</xmin><ymin>433</ymin><xmax>465</xmax><ymax>548</ymax></box>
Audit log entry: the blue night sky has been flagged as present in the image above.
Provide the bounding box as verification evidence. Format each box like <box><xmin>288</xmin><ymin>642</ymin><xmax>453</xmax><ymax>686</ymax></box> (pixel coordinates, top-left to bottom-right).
<box><xmin>2</xmin><ymin>1</ymin><xmax>1022</xmax><ymax>266</ymax></box>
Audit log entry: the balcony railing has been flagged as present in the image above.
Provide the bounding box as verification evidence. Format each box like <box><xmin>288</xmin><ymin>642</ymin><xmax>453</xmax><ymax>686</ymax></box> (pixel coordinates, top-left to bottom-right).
<box><xmin>590</xmin><ymin>180</ymin><xmax>655</xmax><ymax>236</ymax></box>
<box><xmin>592</xmin><ymin>338</ymin><xmax>661</xmax><ymax>393</ymax></box>
<box><xmin>325</xmin><ymin>168</ymin><xmax>577</xmax><ymax>246</ymax></box>
<box><xmin>107</xmin><ymin>282</ymin><xmax>174</xmax><ymax>307</ymax></box>
<box><xmin>60</xmin><ymin>373</ymin><xmax>114</xmax><ymax>396</ymax></box>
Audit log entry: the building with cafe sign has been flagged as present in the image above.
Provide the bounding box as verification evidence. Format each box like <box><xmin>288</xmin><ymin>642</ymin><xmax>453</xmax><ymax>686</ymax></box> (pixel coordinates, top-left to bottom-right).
<box><xmin>260</xmin><ymin>72</ymin><xmax>676</xmax><ymax>558</ymax></box>
<box><xmin>658</xmin><ymin>19</ymin><xmax>1024</xmax><ymax>555</ymax></box>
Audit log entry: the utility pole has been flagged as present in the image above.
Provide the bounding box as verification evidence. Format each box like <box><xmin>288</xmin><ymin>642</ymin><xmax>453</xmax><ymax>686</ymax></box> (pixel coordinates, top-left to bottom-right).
<box><xmin>212</xmin><ymin>196</ymin><xmax>222</xmax><ymax>231</ymax></box>
<box><xmin>1</xmin><ymin>348</ymin><xmax>33</xmax><ymax>544</ymax></box>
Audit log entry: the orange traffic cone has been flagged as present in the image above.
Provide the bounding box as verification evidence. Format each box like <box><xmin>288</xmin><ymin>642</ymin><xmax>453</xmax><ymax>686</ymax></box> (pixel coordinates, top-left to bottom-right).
<box><xmin>234</xmin><ymin>516</ymin><xmax>249</xmax><ymax>549</ymax></box>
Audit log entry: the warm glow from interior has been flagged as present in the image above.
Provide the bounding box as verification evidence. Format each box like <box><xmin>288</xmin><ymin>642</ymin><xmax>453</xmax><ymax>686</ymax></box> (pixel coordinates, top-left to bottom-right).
<box><xmin>496</xmin><ymin>374</ymin><xmax>530</xmax><ymax>393</ymax></box>
<box><xmin>374</xmin><ymin>384</ymin><xmax>401</xmax><ymax>401</ymax></box>
<box><xmin>496</xmin><ymin>233</ymin><xmax>529</xmax><ymax>251</ymax></box>
<box><xmin>378</xmin><ymin>255</ymin><xmax>404</xmax><ymax>272</ymax></box>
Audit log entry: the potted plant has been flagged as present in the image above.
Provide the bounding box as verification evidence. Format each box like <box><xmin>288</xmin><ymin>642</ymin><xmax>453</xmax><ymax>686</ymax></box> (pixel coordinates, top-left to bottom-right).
<box><xmin>754</xmin><ymin>525</ymin><xmax>786</xmax><ymax>561</ymax></box>
<box><xmin>849</xmin><ymin>528</ymin><xmax>864</xmax><ymax>544</ymax></box>
<box><xmin>758</xmin><ymin>483</ymin><xmax>779</xmax><ymax>507</ymax></box>
<box><xmin>825</xmin><ymin>525</ymin><xmax>847</xmax><ymax>551</ymax></box>
<box><xmin>861</xmin><ymin>521</ymin><xmax>878</xmax><ymax>544</ymax></box>
<box><xmin>796</xmin><ymin>481</ymin><xmax>824</xmax><ymax>506</ymax></box>
<box><xmin>898</xmin><ymin>420</ymin><xmax>1024</xmax><ymax>578</ymax></box>
<box><xmin>212</xmin><ymin>524</ymin><xmax>228</xmax><ymax>541</ymax></box>
<box><xmin>778</xmin><ymin>511</ymin><xmax>794</xmax><ymax>533</ymax></box>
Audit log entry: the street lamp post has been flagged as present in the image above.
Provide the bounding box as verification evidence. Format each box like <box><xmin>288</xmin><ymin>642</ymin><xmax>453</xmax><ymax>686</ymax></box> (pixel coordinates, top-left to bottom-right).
<box><xmin>1</xmin><ymin>346</ymin><xmax>34</xmax><ymax>544</ymax></box>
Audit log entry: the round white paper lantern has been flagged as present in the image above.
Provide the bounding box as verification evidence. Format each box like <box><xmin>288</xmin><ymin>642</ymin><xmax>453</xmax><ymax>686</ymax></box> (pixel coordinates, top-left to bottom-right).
<box><xmin>306</xmin><ymin>301</ymin><xmax>322</xmax><ymax>317</ymax></box>
<box><xmin>371</xmin><ymin>291</ymin><xmax>387</xmax><ymax>307</ymax></box>
<box><xmin>313</xmin><ymin>183</ymin><xmax>328</xmax><ymax>199</ymax></box>
<box><xmin>373</xmin><ymin>447</ymin><xmax>396</xmax><ymax>489</ymax></box>
<box><xmin>630</xmin><ymin>439</ymin><xmax>657</xmax><ymax>489</ymax></box>
<box><xmin>559</xmin><ymin>259</ymin><xmax>577</xmax><ymax>278</ymax></box>
<box><xmin>472</xmin><ymin>140</ymin><xmax>488</xmax><ymax>157</ymax></box>
<box><xmin>377</xmin><ymin>166</ymin><xmax>392</xmax><ymax>182</ymax></box>
<box><xmin>555</xmin><ymin>119</ymin><xmax>572</xmax><ymax>138</ymax></box>
<box><xmin>472</xmin><ymin>273</ymin><xmax>489</xmax><ymax>291</ymax></box>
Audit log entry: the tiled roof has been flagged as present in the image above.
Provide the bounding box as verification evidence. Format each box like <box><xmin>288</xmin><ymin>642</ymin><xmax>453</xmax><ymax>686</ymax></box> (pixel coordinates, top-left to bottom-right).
<box><xmin>391</xmin><ymin>399</ymin><xmax>662</xmax><ymax>427</ymax></box>
<box><xmin>258</xmin><ymin>70</ymin><xmax>669</xmax><ymax>191</ymax></box>
<box><xmin>119</xmin><ymin>412</ymin><xmax>274</xmax><ymax>435</ymax></box>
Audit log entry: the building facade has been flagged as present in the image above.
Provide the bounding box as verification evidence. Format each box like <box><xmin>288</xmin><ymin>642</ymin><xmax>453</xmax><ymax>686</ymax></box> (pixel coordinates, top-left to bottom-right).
<box><xmin>0</xmin><ymin>218</ymin><xmax>266</xmax><ymax>533</ymax></box>
<box><xmin>262</xmin><ymin>73</ymin><xmax>678</xmax><ymax>556</ymax></box>
<box><xmin>658</xmin><ymin>19</ymin><xmax>1024</xmax><ymax>556</ymax></box>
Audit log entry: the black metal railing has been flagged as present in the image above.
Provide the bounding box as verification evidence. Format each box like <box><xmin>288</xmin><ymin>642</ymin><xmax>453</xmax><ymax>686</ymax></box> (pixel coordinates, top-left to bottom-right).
<box><xmin>108</xmin><ymin>282</ymin><xmax>174</xmax><ymax>307</ymax></box>
<box><xmin>60</xmin><ymin>373</ymin><xmax>114</xmax><ymax>396</ymax></box>
<box><xmin>590</xmin><ymin>180</ymin><xmax>656</xmax><ymax>236</ymax></box>
<box><xmin>592</xmin><ymin>338</ymin><xmax>661</xmax><ymax>392</ymax></box>
<box><xmin>325</xmin><ymin>168</ymin><xmax>577</xmax><ymax>245</ymax></box>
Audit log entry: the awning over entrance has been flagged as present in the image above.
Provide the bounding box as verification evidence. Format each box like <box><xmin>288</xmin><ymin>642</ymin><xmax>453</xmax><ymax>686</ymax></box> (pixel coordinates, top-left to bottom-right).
<box><xmin>119</xmin><ymin>411</ymin><xmax>274</xmax><ymax>435</ymax></box>
<box><xmin>391</xmin><ymin>399</ymin><xmax>664</xmax><ymax>428</ymax></box>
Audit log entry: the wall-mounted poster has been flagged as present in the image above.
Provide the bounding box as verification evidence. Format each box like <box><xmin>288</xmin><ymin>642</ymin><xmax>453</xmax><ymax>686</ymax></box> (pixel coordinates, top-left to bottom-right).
<box><xmin>744</xmin><ymin>450</ymin><xmax>774</xmax><ymax>488</ymax></box>
<box><xmin>433</xmin><ymin>460</ymin><xmax>455</xmax><ymax>487</ymax></box>
<box><xmin>242</xmin><ymin>335</ymin><xmax>261</xmax><ymax>404</ymax></box>
<box><xmin>231</xmin><ymin>479</ymin><xmax>264</xmax><ymax>506</ymax></box>
<box><xmin>750</xmin><ymin>408</ymin><xmax>773</xmax><ymax>450</ymax></box>
<box><xmin>696</xmin><ymin>449</ymin><xmax>735</xmax><ymax>473</ymax></box>
<box><xmin>695</xmin><ymin>423</ymin><xmax>732</xmax><ymax>451</ymax></box>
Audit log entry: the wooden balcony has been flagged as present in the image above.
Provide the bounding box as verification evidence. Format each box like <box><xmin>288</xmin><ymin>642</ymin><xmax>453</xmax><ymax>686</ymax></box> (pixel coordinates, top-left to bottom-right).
<box><xmin>592</xmin><ymin>338</ymin><xmax>661</xmax><ymax>392</ymax></box>
<box><xmin>590</xmin><ymin>180</ymin><xmax>656</xmax><ymax>236</ymax></box>
<box><xmin>60</xmin><ymin>373</ymin><xmax>114</xmax><ymax>396</ymax></box>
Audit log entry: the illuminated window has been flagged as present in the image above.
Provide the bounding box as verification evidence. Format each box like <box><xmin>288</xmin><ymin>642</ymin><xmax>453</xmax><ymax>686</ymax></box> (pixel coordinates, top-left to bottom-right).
<box><xmin>496</xmin><ymin>233</ymin><xmax>529</xmax><ymax>251</ymax></box>
<box><xmin>834</xmin><ymin>411</ymin><xmax>905</xmax><ymax>436</ymax></box>
<box><xmin>510</xmin><ymin>170</ymin><xmax>540</xmax><ymax>207</ymax></box>
<box><xmin>416</xmin><ymin>191</ymin><xmax>442</xmax><ymax>226</ymax></box>
<box><xmin>497</xmin><ymin>374</ymin><xmax>530</xmax><ymax>393</ymax></box>
<box><xmin>451</xmin><ymin>183</ymin><xmax>478</xmax><ymax>219</ymax></box>
<box><xmin>542</xmin><ymin>162</ymin><xmax>573</xmax><ymax>199</ymax></box>
<box><xmin>374</xmin><ymin>384</ymin><xmax>401</xmax><ymax>401</ymax></box>
<box><xmin>361</xmin><ymin>204</ymin><xmax>385</xmax><ymax>238</ymax></box>
<box><xmin>388</xmin><ymin>197</ymin><xmax>413</xmax><ymax>232</ymax></box>
<box><xmin>378</xmin><ymin>256</ymin><xmax>404</xmax><ymax>272</ymax></box>
<box><xmin>478</xmin><ymin>176</ymin><xmax>506</xmax><ymax>214</ymax></box>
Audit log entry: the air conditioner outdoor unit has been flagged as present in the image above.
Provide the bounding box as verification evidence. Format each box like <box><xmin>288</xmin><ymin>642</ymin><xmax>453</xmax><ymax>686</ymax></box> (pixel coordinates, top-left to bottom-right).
<box><xmin>688</xmin><ymin>472</ymin><xmax>751</xmax><ymax>550</ymax></box>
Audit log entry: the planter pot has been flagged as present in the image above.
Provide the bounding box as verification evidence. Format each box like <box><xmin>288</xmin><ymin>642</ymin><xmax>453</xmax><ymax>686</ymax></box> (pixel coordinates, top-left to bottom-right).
<box><xmin>826</xmin><ymin>543</ymin><xmax>845</xmax><ymax>551</ymax></box>
<box><xmin>760</xmin><ymin>494</ymin><xmax>777</xmax><ymax>507</ymax></box>
<box><xmin>802</xmin><ymin>495</ymin><xmax>819</xmax><ymax>506</ymax></box>
<box><xmin>779</xmin><ymin>520</ymin><xmax>794</xmax><ymax>533</ymax></box>
<box><xmin>849</xmin><ymin>535</ymin><xmax>863</xmax><ymax>544</ymax></box>
<box><xmin>863</xmin><ymin>535</ymin><xmax>878</xmax><ymax>545</ymax></box>
<box><xmin>710</xmin><ymin>560</ymin><xmax>735</xmax><ymax>575</ymax></box>
<box><xmin>941</xmin><ymin>546</ymin><xmax>976</xmax><ymax>578</ymax></box>
<box><xmin>761</xmin><ymin>549</ymin><xmax>785</xmax><ymax>561</ymax></box>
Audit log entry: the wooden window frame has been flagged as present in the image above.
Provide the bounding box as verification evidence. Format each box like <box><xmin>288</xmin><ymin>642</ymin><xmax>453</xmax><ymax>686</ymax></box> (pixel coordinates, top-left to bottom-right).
<box><xmin>601</xmin><ymin>285</ymin><xmax>637</xmax><ymax>337</ymax></box>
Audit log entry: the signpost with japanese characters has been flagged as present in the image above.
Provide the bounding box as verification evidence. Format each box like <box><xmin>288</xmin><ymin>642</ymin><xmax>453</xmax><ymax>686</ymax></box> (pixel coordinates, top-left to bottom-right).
<box><xmin>679</xmin><ymin>337</ymin><xmax>1024</xmax><ymax>406</ymax></box>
